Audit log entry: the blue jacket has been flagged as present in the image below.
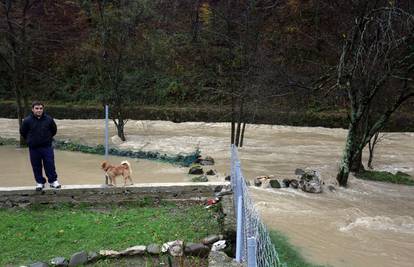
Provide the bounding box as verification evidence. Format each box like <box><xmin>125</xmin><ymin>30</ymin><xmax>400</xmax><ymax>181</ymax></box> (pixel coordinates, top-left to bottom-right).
<box><xmin>20</xmin><ymin>113</ymin><xmax>57</xmax><ymax>148</ymax></box>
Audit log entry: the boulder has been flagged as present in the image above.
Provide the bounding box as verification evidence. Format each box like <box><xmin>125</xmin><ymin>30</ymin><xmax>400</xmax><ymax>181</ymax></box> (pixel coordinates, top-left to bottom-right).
<box><xmin>299</xmin><ymin>170</ymin><xmax>323</xmax><ymax>193</ymax></box>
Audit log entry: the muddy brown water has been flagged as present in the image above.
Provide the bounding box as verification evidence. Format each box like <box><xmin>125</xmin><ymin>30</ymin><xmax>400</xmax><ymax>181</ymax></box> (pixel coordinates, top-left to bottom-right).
<box><xmin>1</xmin><ymin>118</ymin><xmax>413</xmax><ymax>267</ymax></box>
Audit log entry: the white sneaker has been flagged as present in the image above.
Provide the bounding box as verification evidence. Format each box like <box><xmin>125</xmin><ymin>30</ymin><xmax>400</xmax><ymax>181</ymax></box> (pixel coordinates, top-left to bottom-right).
<box><xmin>50</xmin><ymin>181</ymin><xmax>61</xmax><ymax>189</ymax></box>
<box><xmin>35</xmin><ymin>183</ymin><xmax>44</xmax><ymax>191</ymax></box>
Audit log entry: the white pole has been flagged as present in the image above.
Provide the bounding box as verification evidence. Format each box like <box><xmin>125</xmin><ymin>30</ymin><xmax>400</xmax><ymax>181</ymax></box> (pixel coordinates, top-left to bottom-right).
<box><xmin>236</xmin><ymin>195</ymin><xmax>243</xmax><ymax>262</ymax></box>
<box><xmin>247</xmin><ymin>237</ymin><xmax>257</xmax><ymax>267</ymax></box>
<box><xmin>104</xmin><ymin>105</ymin><xmax>109</xmax><ymax>185</ymax></box>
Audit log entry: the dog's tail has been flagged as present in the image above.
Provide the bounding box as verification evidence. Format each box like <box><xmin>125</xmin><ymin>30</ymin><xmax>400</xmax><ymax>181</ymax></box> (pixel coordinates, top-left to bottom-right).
<box><xmin>121</xmin><ymin>160</ymin><xmax>132</xmax><ymax>174</ymax></box>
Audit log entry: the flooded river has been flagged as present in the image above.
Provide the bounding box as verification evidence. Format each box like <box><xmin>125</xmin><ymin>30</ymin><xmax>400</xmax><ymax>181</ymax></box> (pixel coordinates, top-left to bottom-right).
<box><xmin>1</xmin><ymin>118</ymin><xmax>413</xmax><ymax>267</ymax></box>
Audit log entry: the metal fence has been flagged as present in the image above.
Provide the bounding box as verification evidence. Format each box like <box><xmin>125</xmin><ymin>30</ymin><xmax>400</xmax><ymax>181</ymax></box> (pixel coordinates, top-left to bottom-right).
<box><xmin>230</xmin><ymin>144</ymin><xmax>281</xmax><ymax>267</ymax></box>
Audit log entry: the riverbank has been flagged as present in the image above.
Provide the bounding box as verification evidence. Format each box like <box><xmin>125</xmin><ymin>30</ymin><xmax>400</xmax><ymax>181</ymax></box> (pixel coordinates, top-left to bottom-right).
<box><xmin>2</xmin><ymin>102</ymin><xmax>413</xmax><ymax>131</ymax></box>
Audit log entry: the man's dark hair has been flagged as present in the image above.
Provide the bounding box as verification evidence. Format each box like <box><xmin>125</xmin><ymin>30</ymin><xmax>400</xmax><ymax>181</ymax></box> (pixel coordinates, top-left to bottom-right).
<box><xmin>31</xmin><ymin>101</ymin><xmax>44</xmax><ymax>108</ymax></box>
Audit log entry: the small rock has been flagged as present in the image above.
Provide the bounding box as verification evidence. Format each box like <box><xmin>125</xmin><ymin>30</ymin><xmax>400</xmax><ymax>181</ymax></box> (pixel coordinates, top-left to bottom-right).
<box><xmin>192</xmin><ymin>175</ymin><xmax>208</xmax><ymax>182</ymax></box>
<box><xmin>224</xmin><ymin>175</ymin><xmax>231</xmax><ymax>181</ymax></box>
<box><xmin>290</xmin><ymin>179</ymin><xmax>299</xmax><ymax>189</ymax></box>
<box><xmin>206</xmin><ymin>169</ymin><xmax>216</xmax><ymax>175</ymax></box>
<box><xmin>295</xmin><ymin>168</ymin><xmax>305</xmax><ymax>175</ymax></box>
<box><xmin>202</xmin><ymin>234</ymin><xmax>223</xmax><ymax>245</ymax></box>
<box><xmin>282</xmin><ymin>179</ymin><xmax>291</xmax><ymax>187</ymax></box>
<box><xmin>200</xmin><ymin>156</ymin><xmax>215</xmax><ymax>165</ymax></box>
<box><xmin>208</xmin><ymin>251</ymin><xmax>243</xmax><ymax>267</ymax></box>
<box><xmin>99</xmin><ymin>250</ymin><xmax>120</xmax><ymax>258</ymax></box>
<box><xmin>184</xmin><ymin>243</ymin><xmax>210</xmax><ymax>258</ymax></box>
<box><xmin>211</xmin><ymin>240</ymin><xmax>226</xmax><ymax>251</ymax></box>
<box><xmin>69</xmin><ymin>251</ymin><xmax>88</xmax><ymax>266</ymax></box>
<box><xmin>29</xmin><ymin>262</ymin><xmax>48</xmax><ymax>267</ymax></box>
<box><xmin>328</xmin><ymin>185</ymin><xmax>336</xmax><ymax>192</ymax></box>
<box><xmin>189</xmin><ymin>166</ymin><xmax>204</xmax><ymax>175</ymax></box>
<box><xmin>269</xmin><ymin>179</ymin><xmax>281</xmax><ymax>188</ymax></box>
<box><xmin>147</xmin><ymin>244</ymin><xmax>161</xmax><ymax>255</ymax></box>
<box><xmin>120</xmin><ymin>245</ymin><xmax>146</xmax><ymax>256</ymax></box>
<box><xmin>254</xmin><ymin>177</ymin><xmax>262</xmax><ymax>187</ymax></box>
<box><xmin>214</xmin><ymin>185</ymin><xmax>223</xmax><ymax>192</ymax></box>
<box><xmin>50</xmin><ymin>257</ymin><xmax>68</xmax><ymax>266</ymax></box>
<box><xmin>215</xmin><ymin>189</ymin><xmax>233</xmax><ymax>197</ymax></box>
<box><xmin>87</xmin><ymin>251</ymin><xmax>100</xmax><ymax>262</ymax></box>
<box><xmin>161</xmin><ymin>240</ymin><xmax>184</xmax><ymax>257</ymax></box>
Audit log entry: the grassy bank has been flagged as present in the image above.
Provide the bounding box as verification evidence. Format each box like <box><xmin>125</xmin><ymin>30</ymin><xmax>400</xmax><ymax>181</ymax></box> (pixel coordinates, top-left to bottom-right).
<box><xmin>355</xmin><ymin>170</ymin><xmax>414</xmax><ymax>185</ymax></box>
<box><xmin>0</xmin><ymin>201</ymin><xmax>220</xmax><ymax>266</ymax></box>
<box><xmin>270</xmin><ymin>230</ymin><xmax>327</xmax><ymax>267</ymax></box>
<box><xmin>0</xmin><ymin>137</ymin><xmax>199</xmax><ymax>167</ymax></box>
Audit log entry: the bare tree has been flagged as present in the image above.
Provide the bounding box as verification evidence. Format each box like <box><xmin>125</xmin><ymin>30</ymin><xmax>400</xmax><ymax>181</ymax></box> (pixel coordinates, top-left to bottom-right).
<box><xmin>367</xmin><ymin>132</ymin><xmax>386</xmax><ymax>169</ymax></box>
<box><xmin>86</xmin><ymin>0</ymin><xmax>149</xmax><ymax>141</ymax></box>
<box><xmin>0</xmin><ymin>0</ymin><xmax>36</xmax><ymax>145</ymax></box>
<box><xmin>335</xmin><ymin>6</ymin><xmax>414</xmax><ymax>186</ymax></box>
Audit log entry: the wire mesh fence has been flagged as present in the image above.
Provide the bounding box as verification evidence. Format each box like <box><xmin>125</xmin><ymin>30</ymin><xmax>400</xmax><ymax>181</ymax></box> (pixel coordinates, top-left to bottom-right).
<box><xmin>231</xmin><ymin>144</ymin><xmax>281</xmax><ymax>267</ymax></box>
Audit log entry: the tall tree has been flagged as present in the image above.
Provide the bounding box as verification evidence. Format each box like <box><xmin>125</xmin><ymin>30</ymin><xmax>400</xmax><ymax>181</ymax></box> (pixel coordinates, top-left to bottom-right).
<box><xmin>84</xmin><ymin>0</ymin><xmax>150</xmax><ymax>141</ymax></box>
<box><xmin>335</xmin><ymin>6</ymin><xmax>414</xmax><ymax>186</ymax></box>
<box><xmin>0</xmin><ymin>0</ymin><xmax>36</xmax><ymax>145</ymax></box>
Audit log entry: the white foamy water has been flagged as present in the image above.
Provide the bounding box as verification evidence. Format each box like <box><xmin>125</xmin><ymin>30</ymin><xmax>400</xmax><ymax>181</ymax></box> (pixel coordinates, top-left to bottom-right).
<box><xmin>340</xmin><ymin>216</ymin><xmax>414</xmax><ymax>234</ymax></box>
<box><xmin>1</xmin><ymin>118</ymin><xmax>414</xmax><ymax>267</ymax></box>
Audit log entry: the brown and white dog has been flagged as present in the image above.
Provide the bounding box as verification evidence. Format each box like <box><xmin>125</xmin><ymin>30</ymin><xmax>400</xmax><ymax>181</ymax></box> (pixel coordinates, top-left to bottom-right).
<box><xmin>101</xmin><ymin>160</ymin><xmax>133</xmax><ymax>186</ymax></box>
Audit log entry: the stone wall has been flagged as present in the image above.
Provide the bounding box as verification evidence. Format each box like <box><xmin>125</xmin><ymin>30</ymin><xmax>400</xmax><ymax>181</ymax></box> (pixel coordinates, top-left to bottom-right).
<box><xmin>0</xmin><ymin>182</ymin><xmax>230</xmax><ymax>208</ymax></box>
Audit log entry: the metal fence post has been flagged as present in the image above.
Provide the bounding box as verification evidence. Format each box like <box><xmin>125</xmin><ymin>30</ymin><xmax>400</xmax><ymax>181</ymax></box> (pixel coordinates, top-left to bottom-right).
<box><xmin>104</xmin><ymin>105</ymin><xmax>109</xmax><ymax>185</ymax></box>
<box><xmin>247</xmin><ymin>237</ymin><xmax>257</xmax><ymax>267</ymax></box>
<box><xmin>236</xmin><ymin>195</ymin><xmax>243</xmax><ymax>262</ymax></box>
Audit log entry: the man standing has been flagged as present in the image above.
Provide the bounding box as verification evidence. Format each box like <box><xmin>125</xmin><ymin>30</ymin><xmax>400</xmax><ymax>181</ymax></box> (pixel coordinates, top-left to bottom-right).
<box><xmin>20</xmin><ymin>101</ymin><xmax>61</xmax><ymax>191</ymax></box>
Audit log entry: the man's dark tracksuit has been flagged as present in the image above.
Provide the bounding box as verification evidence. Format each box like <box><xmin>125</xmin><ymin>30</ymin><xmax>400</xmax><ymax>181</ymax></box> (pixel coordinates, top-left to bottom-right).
<box><xmin>20</xmin><ymin>113</ymin><xmax>58</xmax><ymax>184</ymax></box>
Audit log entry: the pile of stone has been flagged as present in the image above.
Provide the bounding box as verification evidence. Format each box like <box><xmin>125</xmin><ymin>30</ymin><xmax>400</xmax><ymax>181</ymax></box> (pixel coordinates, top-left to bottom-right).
<box><xmin>189</xmin><ymin>156</ymin><xmax>217</xmax><ymax>182</ymax></box>
<box><xmin>25</xmin><ymin>234</ymin><xmax>230</xmax><ymax>267</ymax></box>
<box><xmin>252</xmin><ymin>168</ymin><xmax>326</xmax><ymax>194</ymax></box>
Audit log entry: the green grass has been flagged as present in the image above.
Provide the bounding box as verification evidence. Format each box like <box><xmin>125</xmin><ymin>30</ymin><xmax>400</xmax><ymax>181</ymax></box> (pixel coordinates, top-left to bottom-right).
<box><xmin>0</xmin><ymin>202</ymin><xmax>220</xmax><ymax>266</ymax></box>
<box><xmin>355</xmin><ymin>170</ymin><xmax>414</xmax><ymax>185</ymax></box>
<box><xmin>270</xmin><ymin>230</ymin><xmax>327</xmax><ymax>267</ymax></box>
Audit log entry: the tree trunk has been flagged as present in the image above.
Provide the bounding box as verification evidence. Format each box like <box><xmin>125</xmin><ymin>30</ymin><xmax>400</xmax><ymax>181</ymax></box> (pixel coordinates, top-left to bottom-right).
<box><xmin>350</xmin><ymin>150</ymin><xmax>365</xmax><ymax>173</ymax></box>
<box><xmin>367</xmin><ymin>132</ymin><xmax>380</xmax><ymax>169</ymax></box>
<box><xmin>116</xmin><ymin>118</ymin><xmax>126</xmax><ymax>141</ymax></box>
<box><xmin>239</xmin><ymin>122</ymin><xmax>246</xmax><ymax>147</ymax></box>
<box><xmin>230</xmin><ymin>90</ymin><xmax>235</xmax><ymax>145</ymax></box>
<box><xmin>14</xmin><ymin>86</ymin><xmax>26</xmax><ymax>146</ymax></box>
<box><xmin>336</xmin><ymin>123</ymin><xmax>357</xmax><ymax>186</ymax></box>
<box><xmin>235</xmin><ymin>98</ymin><xmax>244</xmax><ymax>147</ymax></box>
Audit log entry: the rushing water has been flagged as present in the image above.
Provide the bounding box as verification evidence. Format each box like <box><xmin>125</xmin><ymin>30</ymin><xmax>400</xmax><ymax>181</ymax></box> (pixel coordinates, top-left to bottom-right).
<box><xmin>1</xmin><ymin>118</ymin><xmax>413</xmax><ymax>267</ymax></box>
